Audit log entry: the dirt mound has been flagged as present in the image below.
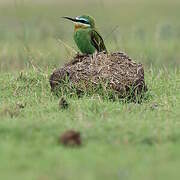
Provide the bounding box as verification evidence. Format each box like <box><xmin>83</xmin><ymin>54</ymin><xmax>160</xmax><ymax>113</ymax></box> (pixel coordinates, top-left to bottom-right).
<box><xmin>50</xmin><ymin>52</ymin><xmax>147</xmax><ymax>100</ymax></box>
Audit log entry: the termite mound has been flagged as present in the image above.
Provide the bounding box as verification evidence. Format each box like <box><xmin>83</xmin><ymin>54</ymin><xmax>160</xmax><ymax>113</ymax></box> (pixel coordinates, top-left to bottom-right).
<box><xmin>50</xmin><ymin>52</ymin><xmax>147</xmax><ymax>101</ymax></box>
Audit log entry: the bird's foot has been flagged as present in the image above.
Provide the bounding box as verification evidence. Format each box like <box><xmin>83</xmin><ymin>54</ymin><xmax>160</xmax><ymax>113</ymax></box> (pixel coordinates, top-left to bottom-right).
<box><xmin>92</xmin><ymin>51</ymin><xmax>98</xmax><ymax>60</ymax></box>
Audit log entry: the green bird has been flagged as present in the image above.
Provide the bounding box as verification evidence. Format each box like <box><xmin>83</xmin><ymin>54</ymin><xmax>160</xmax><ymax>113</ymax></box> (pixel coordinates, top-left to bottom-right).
<box><xmin>62</xmin><ymin>15</ymin><xmax>107</xmax><ymax>55</ymax></box>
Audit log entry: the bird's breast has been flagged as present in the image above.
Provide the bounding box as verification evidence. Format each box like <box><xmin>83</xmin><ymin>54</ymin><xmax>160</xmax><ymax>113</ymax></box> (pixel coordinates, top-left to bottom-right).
<box><xmin>74</xmin><ymin>29</ymin><xmax>96</xmax><ymax>54</ymax></box>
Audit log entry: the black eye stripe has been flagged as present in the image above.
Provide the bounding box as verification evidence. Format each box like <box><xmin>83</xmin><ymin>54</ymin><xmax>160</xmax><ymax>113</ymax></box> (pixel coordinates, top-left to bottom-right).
<box><xmin>77</xmin><ymin>19</ymin><xmax>89</xmax><ymax>24</ymax></box>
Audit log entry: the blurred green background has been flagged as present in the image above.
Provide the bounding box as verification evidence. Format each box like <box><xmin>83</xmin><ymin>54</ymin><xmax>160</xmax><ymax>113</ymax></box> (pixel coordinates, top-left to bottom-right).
<box><xmin>0</xmin><ymin>0</ymin><xmax>180</xmax><ymax>72</ymax></box>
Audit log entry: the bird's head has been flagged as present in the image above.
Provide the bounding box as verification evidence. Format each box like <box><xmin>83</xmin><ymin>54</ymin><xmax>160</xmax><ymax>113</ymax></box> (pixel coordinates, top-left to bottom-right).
<box><xmin>62</xmin><ymin>15</ymin><xmax>95</xmax><ymax>30</ymax></box>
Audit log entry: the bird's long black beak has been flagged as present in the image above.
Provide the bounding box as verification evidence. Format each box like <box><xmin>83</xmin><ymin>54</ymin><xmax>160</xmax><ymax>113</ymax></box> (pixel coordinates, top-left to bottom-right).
<box><xmin>62</xmin><ymin>16</ymin><xmax>77</xmax><ymax>22</ymax></box>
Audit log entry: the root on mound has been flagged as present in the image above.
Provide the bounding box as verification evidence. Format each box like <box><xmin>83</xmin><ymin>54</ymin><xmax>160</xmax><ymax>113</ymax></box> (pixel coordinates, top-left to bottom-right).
<box><xmin>50</xmin><ymin>52</ymin><xmax>147</xmax><ymax>100</ymax></box>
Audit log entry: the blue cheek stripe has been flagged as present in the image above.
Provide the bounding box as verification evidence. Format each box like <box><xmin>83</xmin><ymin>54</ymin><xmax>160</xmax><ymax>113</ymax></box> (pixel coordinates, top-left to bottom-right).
<box><xmin>76</xmin><ymin>17</ymin><xmax>89</xmax><ymax>25</ymax></box>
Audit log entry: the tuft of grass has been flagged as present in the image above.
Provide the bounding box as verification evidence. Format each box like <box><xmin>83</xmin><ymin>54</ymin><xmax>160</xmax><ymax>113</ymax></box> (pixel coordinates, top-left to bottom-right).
<box><xmin>52</xmin><ymin>78</ymin><xmax>149</xmax><ymax>103</ymax></box>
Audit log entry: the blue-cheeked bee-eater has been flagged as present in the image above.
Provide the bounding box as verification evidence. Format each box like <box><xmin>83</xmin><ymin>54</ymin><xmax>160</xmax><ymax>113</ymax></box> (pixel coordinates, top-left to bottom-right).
<box><xmin>62</xmin><ymin>15</ymin><xmax>107</xmax><ymax>55</ymax></box>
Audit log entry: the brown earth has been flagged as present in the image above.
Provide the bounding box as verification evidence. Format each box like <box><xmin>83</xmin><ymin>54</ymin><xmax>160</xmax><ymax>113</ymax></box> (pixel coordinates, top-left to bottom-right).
<box><xmin>59</xmin><ymin>130</ymin><xmax>81</xmax><ymax>146</ymax></box>
<box><xmin>50</xmin><ymin>52</ymin><xmax>147</xmax><ymax>100</ymax></box>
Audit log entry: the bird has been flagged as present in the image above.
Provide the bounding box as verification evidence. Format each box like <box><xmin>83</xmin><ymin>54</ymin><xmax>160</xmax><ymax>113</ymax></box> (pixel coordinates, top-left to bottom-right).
<box><xmin>62</xmin><ymin>15</ymin><xmax>107</xmax><ymax>55</ymax></box>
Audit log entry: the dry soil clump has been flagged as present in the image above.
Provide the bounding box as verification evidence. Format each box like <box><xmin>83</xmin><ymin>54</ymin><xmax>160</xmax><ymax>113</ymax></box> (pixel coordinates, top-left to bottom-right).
<box><xmin>59</xmin><ymin>130</ymin><xmax>81</xmax><ymax>146</ymax></box>
<box><xmin>50</xmin><ymin>52</ymin><xmax>147</xmax><ymax>100</ymax></box>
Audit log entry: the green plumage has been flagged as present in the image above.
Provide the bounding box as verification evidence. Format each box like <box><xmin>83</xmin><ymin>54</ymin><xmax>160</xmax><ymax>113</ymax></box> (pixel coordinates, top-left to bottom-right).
<box><xmin>74</xmin><ymin>28</ymin><xmax>107</xmax><ymax>54</ymax></box>
<box><xmin>74</xmin><ymin>15</ymin><xmax>107</xmax><ymax>54</ymax></box>
<box><xmin>74</xmin><ymin>29</ymin><xmax>95</xmax><ymax>54</ymax></box>
<box><xmin>63</xmin><ymin>15</ymin><xmax>107</xmax><ymax>55</ymax></box>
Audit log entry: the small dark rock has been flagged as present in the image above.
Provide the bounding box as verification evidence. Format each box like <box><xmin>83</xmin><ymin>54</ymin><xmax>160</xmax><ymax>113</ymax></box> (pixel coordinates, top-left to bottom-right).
<box><xmin>16</xmin><ymin>102</ymin><xmax>26</xmax><ymax>109</ymax></box>
<box><xmin>59</xmin><ymin>130</ymin><xmax>81</xmax><ymax>146</ymax></box>
<box><xmin>59</xmin><ymin>97</ymin><xmax>69</xmax><ymax>110</ymax></box>
<box><xmin>150</xmin><ymin>103</ymin><xmax>158</xmax><ymax>110</ymax></box>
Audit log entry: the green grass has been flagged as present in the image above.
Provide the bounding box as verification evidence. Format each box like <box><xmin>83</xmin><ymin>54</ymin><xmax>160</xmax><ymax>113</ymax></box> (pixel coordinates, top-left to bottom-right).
<box><xmin>0</xmin><ymin>0</ymin><xmax>180</xmax><ymax>179</ymax></box>
<box><xmin>0</xmin><ymin>68</ymin><xmax>180</xmax><ymax>180</ymax></box>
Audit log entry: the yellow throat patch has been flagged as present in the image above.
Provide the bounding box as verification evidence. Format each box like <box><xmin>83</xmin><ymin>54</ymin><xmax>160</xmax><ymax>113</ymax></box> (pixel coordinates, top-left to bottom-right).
<box><xmin>74</xmin><ymin>23</ymin><xmax>89</xmax><ymax>31</ymax></box>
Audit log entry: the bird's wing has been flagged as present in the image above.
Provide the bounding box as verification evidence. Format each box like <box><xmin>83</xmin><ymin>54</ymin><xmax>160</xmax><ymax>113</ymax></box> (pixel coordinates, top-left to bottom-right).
<box><xmin>90</xmin><ymin>29</ymin><xmax>107</xmax><ymax>53</ymax></box>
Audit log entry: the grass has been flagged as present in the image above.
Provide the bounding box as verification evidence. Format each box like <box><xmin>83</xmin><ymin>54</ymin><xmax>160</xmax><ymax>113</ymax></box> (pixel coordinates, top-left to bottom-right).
<box><xmin>0</xmin><ymin>68</ymin><xmax>180</xmax><ymax>180</ymax></box>
<box><xmin>0</xmin><ymin>0</ymin><xmax>180</xmax><ymax>179</ymax></box>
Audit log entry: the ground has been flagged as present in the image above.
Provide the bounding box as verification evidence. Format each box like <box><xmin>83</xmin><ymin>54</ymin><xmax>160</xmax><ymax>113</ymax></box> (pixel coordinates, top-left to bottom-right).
<box><xmin>0</xmin><ymin>0</ymin><xmax>180</xmax><ymax>180</ymax></box>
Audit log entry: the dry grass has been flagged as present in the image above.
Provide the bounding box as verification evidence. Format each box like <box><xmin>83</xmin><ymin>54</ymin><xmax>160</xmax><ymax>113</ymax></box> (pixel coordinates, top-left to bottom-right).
<box><xmin>50</xmin><ymin>52</ymin><xmax>147</xmax><ymax>100</ymax></box>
